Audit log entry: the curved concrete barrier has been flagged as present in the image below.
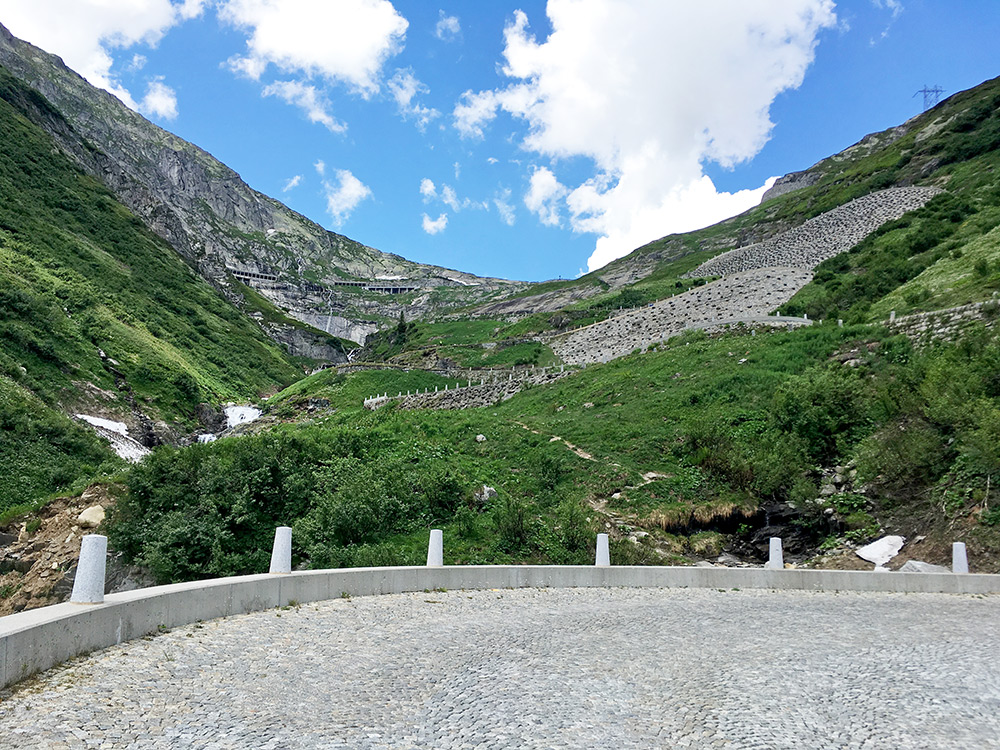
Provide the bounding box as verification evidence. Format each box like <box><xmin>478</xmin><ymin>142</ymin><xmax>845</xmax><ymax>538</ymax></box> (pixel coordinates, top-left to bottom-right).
<box><xmin>2</xmin><ymin>564</ymin><xmax>999</xmax><ymax>690</ymax></box>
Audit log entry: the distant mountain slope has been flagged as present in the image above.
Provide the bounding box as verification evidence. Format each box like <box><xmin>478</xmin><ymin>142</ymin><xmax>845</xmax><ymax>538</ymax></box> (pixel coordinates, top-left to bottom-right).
<box><xmin>0</xmin><ymin>23</ymin><xmax>525</xmax><ymax>343</ymax></box>
<box><xmin>468</xmin><ymin>76</ymin><xmax>1000</xmax><ymax>325</ymax></box>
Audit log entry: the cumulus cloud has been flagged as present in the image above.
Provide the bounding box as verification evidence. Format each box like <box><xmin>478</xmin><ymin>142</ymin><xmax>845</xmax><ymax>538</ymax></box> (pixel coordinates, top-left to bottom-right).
<box><xmin>314</xmin><ymin>159</ymin><xmax>326</xmax><ymax>176</ymax></box>
<box><xmin>524</xmin><ymin>167</ymin><xmax>568</xmax><ymax>227</ymax></box>
<box><xmin>0</xmin><ymin>0</ymin><xmax>202</xmax><ymax>110</ymax></box>
<box><xmin>435</xmin><ymin>11</ymin><xmax>461</xmax><ymax>41</ymax></box>
<box><xmin>219</xmin><ymin>0</ymin><xmax>407</xmax><ymax>97</ymax></box>
<box><xmin>322</xmin><ymin>169</ymin><xmax>372</xmax><ymax>226</ymax></box>
<box><xmin>454</xmin><ymin>0</ymin><xmax>836</xmax><ymax>271</ymax></box>
<box><xmin>422</xmin><ymin>212</ymin><xmax>448</xmax><ymax>235</ymax></box>
<box><xmin>262</xmin><ymin>80</ymin><xmax>345</xmax><ymax>132</ymax></box>
<box><xmin>139</xmin><ymin>77</ymin><xmax>178</xmax><ymax>119</ymax></box>
<box><xmin>387</xmin><ymin>69</ymin><xmax>440</xmax><ymax>130</ymax></box>
<box><xmin>283</xmin><ymin>174</ymin><xmax>303</xmax><ymax>192</ymax></box>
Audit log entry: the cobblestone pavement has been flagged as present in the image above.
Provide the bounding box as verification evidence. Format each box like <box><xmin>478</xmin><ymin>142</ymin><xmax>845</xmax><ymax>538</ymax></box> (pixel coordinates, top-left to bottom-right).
<box><xmin>2</xmin><ymin>587</ymin><xmax>998</xmax><ymax>749</ymax></box>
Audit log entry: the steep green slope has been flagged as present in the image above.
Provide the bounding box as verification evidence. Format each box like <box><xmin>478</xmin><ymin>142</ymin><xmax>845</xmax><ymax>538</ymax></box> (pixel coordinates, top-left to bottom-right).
<box><xmin>0</xmin><ymin>66</ymin><xmax>303</xmax><ymax>507</ymax></box>
<box><xmin>0</xmin><ymin>375</ymin><xmax>119</xmax><ymax>516</ymax></box>
<box><xmin>777</xmin><ymin>80</ymin><xmax>1000</xmax><ymax>321</ymax></box>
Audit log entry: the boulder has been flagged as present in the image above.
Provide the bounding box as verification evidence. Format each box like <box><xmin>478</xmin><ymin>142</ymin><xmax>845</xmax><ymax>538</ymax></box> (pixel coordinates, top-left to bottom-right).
<box><xmin>474</xmin><ymin>485</ymin><xmax>498</xmax><ymax>506</ymax></box>
<box><xmin>77</xmin><ymin>505</ymin><xmax>106</xmax><ymax>529</ymax></box>
<box><xmin>475</xmin><ymin>434</ymin><xmax>487</xmax><ymax>443</ymax></box>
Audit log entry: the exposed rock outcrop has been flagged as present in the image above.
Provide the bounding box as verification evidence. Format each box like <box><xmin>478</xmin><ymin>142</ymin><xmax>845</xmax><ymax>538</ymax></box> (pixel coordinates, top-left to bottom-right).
<box><xmin>0</xmin><ymin>23</ymin><xmax>524</xmax><ymax>342</ymax></box>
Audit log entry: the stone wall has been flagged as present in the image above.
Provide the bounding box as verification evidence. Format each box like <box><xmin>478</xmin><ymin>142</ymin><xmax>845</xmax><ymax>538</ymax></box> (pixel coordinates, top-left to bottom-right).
<box><xmin>886</xmin><ymin>300</ymin><xmax>999</xmax><ymax>344</ymax></box>
<box><xmin>365</xmin><ymin>369</ymin><xmax>572</xmax><ymax>411</ymax></box>
<box><xmin>686</xmin><ymin>187</ymin><xmax>941</xmax><ymax>279</ymax></box>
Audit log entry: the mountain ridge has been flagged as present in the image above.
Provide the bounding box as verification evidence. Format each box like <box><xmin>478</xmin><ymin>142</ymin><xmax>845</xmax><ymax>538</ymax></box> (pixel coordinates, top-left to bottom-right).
<box><xmin>0</xmin><ymin>23</ymin><xmax>526</xmax><ymax>345</ymax></box>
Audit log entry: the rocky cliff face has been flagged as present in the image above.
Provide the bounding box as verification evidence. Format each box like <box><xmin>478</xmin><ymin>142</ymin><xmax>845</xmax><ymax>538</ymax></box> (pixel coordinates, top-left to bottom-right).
<box><xmin>0</xmin><ymin>23</ymin><xmax>524</xmax><ymax>344</ymax></box>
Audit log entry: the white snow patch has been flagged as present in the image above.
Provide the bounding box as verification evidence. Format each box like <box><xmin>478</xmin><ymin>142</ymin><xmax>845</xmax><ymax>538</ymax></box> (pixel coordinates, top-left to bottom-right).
<box><xmin>375</xmin><ymin>274</ymin><xmax>405</xmax><ymax>280</ymax></box>
<box><xmin>856</xmin><ymin>535</ymin><xmax>905</xmax><ymax>570</ymax></box>
<box><xmin>225</xmin><ymin>405</ymin><xmax>261</xmax><ymax>429</ymax></box>
<box><xmin>75</xmin><ymin>414</ymin><xmax>128</xmax><ymax>435</ymax></box>
<box><xmin>74</xmin><ymin>414</ymin><xmax>150</xmax><ymax>463</ymax></box>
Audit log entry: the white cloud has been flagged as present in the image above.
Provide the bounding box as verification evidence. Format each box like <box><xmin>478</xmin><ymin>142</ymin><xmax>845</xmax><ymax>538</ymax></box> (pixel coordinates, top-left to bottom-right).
<box><xmin>441</xmin><ymin>185</ymin><xmax>461</xmax><ymax>212</ymax></box>
<box><xmin>493</xmin><ymin>189</ymin><xmax>516</xmax><ymax>226</ymax></box>
<box><xmin>139</xmin><ymin>77</ymin><xmax>178</xmax><ymax>119</ymax></box>
<box><xmin>129</xmin><ymin>54</ymin><xmax>148</xmax><ymax>71</ymax></box>
<box><xmin>419</xmin><ymin>178</ymin><xmax>437</xmax><ymax>201</ymax></box>
<box><xmin>435</xmin><ymin>11</ymin><xmax>461</xmax><ymax>41</ymax></box>
<box><xmin>871</xmin><ymin>0</ymin><xmax>903</xmax><ymax>41</ymax></box>
<box><xmin>422</xmin><ymin>212</ymin><xmax>448</xmax><ymax>234</ymax></box>
<box><xmin>322</xmin><ymin>169</ymin><xmax>372</xmax><ymax>226</ymax></box>
<box><xmin>314</xmin><ymin>159</ymin><xmax>326</xmax><ymax>176</ymax></box>
<box><xmin>453</xmin><ymin>89</ymin><xmax>500</xmax><ymax>138</ymax></box>
<box><xmin>524</xmin><ymin>167</ymin><xmax>568</xmax><ymax>227</ymax></box>
<box><xmin>262</xmin><ymin>80</ymin><xmax>345</xmax><ymax>132</ymax></box>
<box><xmin>456</xmin><ymin>0</ymin><xmax>837</xmax><ymax>271</ymax></box>
<box><xmin>873</xmin><ymin>0</ymin><xmax>903</xmax><ymax>18</ymax></box>
<box><xmin>0</xmin><ymin>0</ymin><xmax>201</xmax><ymax>110</ymax></box>
<box><xmin>387</xmin><ymin>68</ymin><xmax>440</xmax><ymax>130</ymax></box>
<box><xmin>421</xmin><ymin>179</ymin><xmax>485</xmax><ymax>212</ymax></box>
<box><xmin>580</xmin><ymin>176</ymin><xmax>779</xmax><ymax>271</ymax></box>
<box><xmin>177</xmin><ymin>0</ymin><xmax>207</xmax><ymax>20</ymax></box>
<box><xmin>283</xmin><ymin>174</ymin><xmax>303</xmax><ymax>192</ymax></box>
<box><xmin>219</xmin><ymin>0</ymin><xmax>407</xmax><ymax>97</ymax></box>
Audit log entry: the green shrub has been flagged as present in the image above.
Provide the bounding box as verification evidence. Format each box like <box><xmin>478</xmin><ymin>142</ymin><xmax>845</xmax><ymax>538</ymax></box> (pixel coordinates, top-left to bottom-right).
<box><xmin>492</xmin><ymin>495</ymin><xmax>530</xmax><ymax>552</ymax></box>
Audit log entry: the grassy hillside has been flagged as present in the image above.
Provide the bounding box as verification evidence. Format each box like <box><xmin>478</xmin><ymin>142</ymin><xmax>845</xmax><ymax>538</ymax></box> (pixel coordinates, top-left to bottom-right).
<box><xmin>107</xmin><ymin>320</ymin><xmax>1000</xmax><ymax>579</ymax></box>
<box><xmin>99</xmin><ymin>75</ymin><xmax>1000</xmax><ymax>579</ymax></box>
<box><xmin>0</xmin><ymin>66</ymin><xmax>303</xmax><ymax>508</ymax></box>
<box><xmin>7</xmin><ymin>67</ymin><xmax>1000</xmax><ymax>583</ymax></box>
<box><xmin>0</xmin><ymin>375</ymin><xmax>121</xmax><ymax>518</ymax></box>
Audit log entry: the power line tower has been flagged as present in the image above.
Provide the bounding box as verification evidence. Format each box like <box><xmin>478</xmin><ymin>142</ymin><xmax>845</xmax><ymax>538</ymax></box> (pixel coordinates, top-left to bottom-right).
<box><xmin>914</xmin><ymin>85</ymin><xmax>945</xmax><ymax>111</ymax></box>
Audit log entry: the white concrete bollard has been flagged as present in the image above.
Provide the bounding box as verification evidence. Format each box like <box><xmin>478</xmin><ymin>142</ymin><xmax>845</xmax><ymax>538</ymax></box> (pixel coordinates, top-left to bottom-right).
<box><xmin>70</xmin><ymin>534</ymin><xmax>108</xmax><ymax>604</ymax></box>
<box><xmin>427</xmin><ymin>529</ymin><xmax>443</xmax><ymax>567</ymax></box>
<box><xmin>890</xmin><ymin>310</ymin><xmax>896</xmax><ymax>323</ymax></box>
<box><xmin>952</xmin><ymin>542</ymin><xmax>969</xmax><ymax>574</ymax></box>
<box><xmin>269</xmin><ymin>526</ymin><xmax>292</xmax><ymax>574</ymax></box>
<box><xmin>595</xmin><ymin>533</ymin><xmax>610</xmax><ymax>567</ymax></box>
<box><xmin>766</xmin><ymin>537</ymin><xmax>784</xmax><ymax>570</ymax></box>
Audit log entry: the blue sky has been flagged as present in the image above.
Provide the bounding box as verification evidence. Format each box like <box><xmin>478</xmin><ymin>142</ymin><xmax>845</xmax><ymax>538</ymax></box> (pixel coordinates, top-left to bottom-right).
<box><xmin>1</xmin><ymin>1</ymin><xmax>998</xmax><ymax>282</ymax></box>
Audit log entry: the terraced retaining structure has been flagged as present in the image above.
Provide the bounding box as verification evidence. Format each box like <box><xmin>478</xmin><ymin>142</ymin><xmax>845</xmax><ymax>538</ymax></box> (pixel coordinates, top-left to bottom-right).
<box><xmin>549</xmin><ymin>267</ymin><xmax>814</xmax><ymax>364</ymax></box>
<box><xmin>685</xmin><ymin>186</ymin><xmax>942</xmax><ymax>278</ymax></box>
<box><xmin>3</xmin><ymin>562</ymin><xmax>1000</xmax><ymax>691</ymax></box>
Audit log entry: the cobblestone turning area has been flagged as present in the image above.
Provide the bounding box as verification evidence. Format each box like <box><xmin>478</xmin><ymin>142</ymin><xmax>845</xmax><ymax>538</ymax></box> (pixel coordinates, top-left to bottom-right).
<box><xmin>2</xmin><ymin>587</ymin><xmax>997</xmax><ymax>749</ymax></box>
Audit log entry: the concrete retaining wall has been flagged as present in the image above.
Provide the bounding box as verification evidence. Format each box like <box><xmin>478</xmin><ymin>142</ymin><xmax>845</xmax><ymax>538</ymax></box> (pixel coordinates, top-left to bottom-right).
<box><xmin>3</xmin><ymin>565</ymin><xmax>999</xmax><ymax>691</ymax></box>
